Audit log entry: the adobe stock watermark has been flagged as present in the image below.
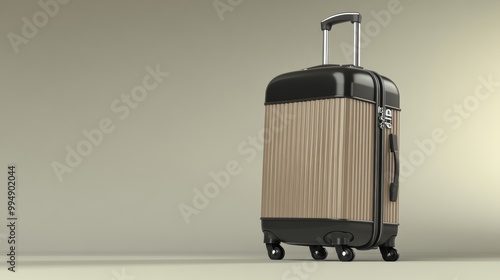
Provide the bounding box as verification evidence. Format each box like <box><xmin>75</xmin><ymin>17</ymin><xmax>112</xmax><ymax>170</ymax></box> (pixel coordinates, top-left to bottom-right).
<box><xmin>51</xmin><ymin>65</ymin><xmax>169</xmax><ymax>183</ymax></box>
<box><xmin>340</xmin><ymin>0</ymin><xmax>412</xmax><ymax>61</ymax></box>
<box><xmin>399</xmin><ymin>74</ymin><xmax>500</xmax><ymax>182</ymax></box>
<box><xmin>111</xmin><ymin>267</ymin><xmax>135</xmax><ymax>280</ymax></box>
<box><xmin>7</xmin><ymin>0</ymin><xmax>71</xmax><ymax>54</ymax></box>
<box><xmin>213</xmin><ymin>0</ymin><xmax>243</xmax><ymax>22</ymax></box>
<box><xmin>281</xmin><ymin>261</ymin><xmax>318</xmax><ymax>280</ymax></box>
<box><xmin>178</xmin><ymin>110</ymin><xmax>294</xmax><ymax>225</ymax></box>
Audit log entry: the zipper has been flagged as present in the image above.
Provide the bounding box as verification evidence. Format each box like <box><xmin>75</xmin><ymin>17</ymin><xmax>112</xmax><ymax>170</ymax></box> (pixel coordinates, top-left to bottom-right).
<box><xmin>358</xmin><ymin>71</ymin><xmax>386</xmax><ymax>249</ymax></box>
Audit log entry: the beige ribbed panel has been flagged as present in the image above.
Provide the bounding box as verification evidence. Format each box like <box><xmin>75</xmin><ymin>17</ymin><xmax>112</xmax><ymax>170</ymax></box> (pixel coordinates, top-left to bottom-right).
<box><xmin>383</xmin><ymin>110</ymin><xmax>400</xmax><ymax>224</ymax></box>
<box><xmin>261</xmin><ymin>98</ymin><xmax>374</xmax><ymax>221</ymax></box>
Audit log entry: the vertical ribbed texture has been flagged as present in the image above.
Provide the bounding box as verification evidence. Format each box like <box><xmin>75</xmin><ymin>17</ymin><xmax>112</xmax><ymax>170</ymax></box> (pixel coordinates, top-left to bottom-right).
<box><xmin>261</xmin><ymin>99</ymin><xmax>374</xmax><ymax>221</ymax></box>
<box><xmin>383</xmin><ymin>111</ymin><xmax>400</xmax><ymax>224</ymax></box>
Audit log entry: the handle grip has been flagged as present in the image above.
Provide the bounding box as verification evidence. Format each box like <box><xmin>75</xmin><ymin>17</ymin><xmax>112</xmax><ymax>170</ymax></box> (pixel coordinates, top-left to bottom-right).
<box><xmin>389</xmin><ymin>134</ymin><xmax>399</xmax><ymax>202</ymax></box>
<box><xmin>320</xmin><ymin>12</ymin><xmax>362</xmax><ymax>66</ymax></box>
<box><xmin>321</xmin><ymin>12</ymin><xmax>362</xmax><ymax>31</ymax></box>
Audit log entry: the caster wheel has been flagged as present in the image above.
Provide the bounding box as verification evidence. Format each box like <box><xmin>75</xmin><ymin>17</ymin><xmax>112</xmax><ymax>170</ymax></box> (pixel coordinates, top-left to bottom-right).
<box><xmin>266</xmin><ymin>244</ymin><xmax>285</xmax><ymax>260</ymax></box>
<box><xmin>380</xmin><ymin>247</ymin><xmax>399</xmax><ymax>262</ymax></box>
<box><xmin>309</xmin><ymin>245</ymin><xmax>328</xmax><ymax>260</ymax></box>
<box><xmin>335</xmin><ymin>245</ymin><xmax>355</xmax><ymax>262</ymax></box>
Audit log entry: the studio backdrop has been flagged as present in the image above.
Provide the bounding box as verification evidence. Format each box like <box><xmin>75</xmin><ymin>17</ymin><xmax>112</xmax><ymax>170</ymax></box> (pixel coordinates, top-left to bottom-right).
<box><xmin>0</xmin><ymin>0</ymin><xmax>499</xmax><ymax>257</ymax></box>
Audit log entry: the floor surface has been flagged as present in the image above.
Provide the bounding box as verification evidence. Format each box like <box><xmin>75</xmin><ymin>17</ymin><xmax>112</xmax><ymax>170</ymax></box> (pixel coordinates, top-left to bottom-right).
<box><xmin>1</xmin><ymin>252</ymin><xmax>499</xmax><ymax>280</ymax></box>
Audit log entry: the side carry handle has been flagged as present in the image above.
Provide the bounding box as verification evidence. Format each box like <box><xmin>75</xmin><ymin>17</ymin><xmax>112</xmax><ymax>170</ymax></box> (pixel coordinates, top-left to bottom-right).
<box><xmin>320</xmin><ymin>12</ymin><xmax>362</xmax><ymax>66</ymax></box>
<box><xmin>389</xmin><ymin>134</ymin><xmax>399</xmax><ymax>202</ymax></box>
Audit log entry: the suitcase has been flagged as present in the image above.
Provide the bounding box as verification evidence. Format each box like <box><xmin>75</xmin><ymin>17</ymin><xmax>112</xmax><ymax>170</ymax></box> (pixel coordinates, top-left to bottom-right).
<box><xmin>260</xmin><ymin>12</ymin><xmax>401</xmax><ymax>262</ymax></box>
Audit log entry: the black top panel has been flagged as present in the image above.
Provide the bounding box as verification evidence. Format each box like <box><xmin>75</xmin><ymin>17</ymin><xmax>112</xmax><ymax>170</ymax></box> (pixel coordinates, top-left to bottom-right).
<box><xmin>265</xmin><ymin>65</ymin><xmax>400</xmax><ymax>109</ymax></box>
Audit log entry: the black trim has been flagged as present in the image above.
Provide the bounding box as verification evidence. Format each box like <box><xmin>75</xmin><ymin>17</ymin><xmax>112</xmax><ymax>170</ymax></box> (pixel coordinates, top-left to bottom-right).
<box><xmin>264</xmin><ymin>95</ymin><xmax>374</xmax><ymax>106</ymax></box>
<box><xmin>383</xmin><ymin>77</ymin><xmax>400</xmax><ymax>109</ymax></box>
<box><xmin>386</xmin><ymin>105</ymin><xmax>401</xmax><ymax>111</ymax></box>
<box><xmin>264</xmin><ymin>66</ymin><xmax>400</xmax><ymax>109</ymax></box>
<box><xmin>355</xmin><ymin>71</ymin><xmax>384</xmax><ymax>250</ymax></box>
<box><xmin>374</xmin><ymin>72</ymin><xmax>386</xmax><ymax>248</ymax></box>
<box><xmin>261</xmin><ymin>218</ymin><xmax>398</xmax><ymax>249</ymax></box>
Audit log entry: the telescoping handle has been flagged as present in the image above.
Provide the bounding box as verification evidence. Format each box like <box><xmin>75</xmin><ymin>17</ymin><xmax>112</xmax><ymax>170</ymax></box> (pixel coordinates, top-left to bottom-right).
<box><xmin>320</xmin><ymin>12</ymin><xmax>362</xmax><ymax>66</ymax></box>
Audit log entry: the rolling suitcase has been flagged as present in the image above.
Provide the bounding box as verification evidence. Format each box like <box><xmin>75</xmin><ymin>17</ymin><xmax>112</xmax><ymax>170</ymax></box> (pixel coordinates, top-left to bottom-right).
<box><xmin>260</xmin><ymin>12</ymin><xmax>401</xmax><ymax>262</ymax></box>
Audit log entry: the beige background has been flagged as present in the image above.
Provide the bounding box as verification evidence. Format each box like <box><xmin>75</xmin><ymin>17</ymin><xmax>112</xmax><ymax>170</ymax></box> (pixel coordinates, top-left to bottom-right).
<box><xmin>1</xmin><ymin>0</ymin><xmax>500</xmax><ymax>258</ymax></box>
